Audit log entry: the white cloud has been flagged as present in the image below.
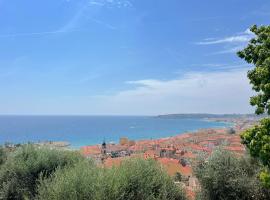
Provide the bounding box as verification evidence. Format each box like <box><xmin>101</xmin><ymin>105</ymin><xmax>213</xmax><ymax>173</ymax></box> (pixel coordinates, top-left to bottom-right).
<box><xmin>196</xmin><ymin>29</ymin><xmax>254</xmax><ymax>45</ymax></box>
<box><xmin>0</xmin><ymin>29</ymin><xmax>79</xmax><ymax>38</ymax></box>
<box><xmin>196</xmin><ymin>29</ymin><xmax>255</xmax><ymax>55</ymax></box>
<box><xmin>210</xmin><ymin>45</ymin><xmax>247</xmax><ymax>55</ymax></box>
<box><xmin>58</xmin><ymin>0</ymin><xmax>125</xmax><ymax>33</ymax></box>
<box><xmin>88</xmin><ymin>0</ymin><xmax>133</xmax><ymax>8</ymax></box>
<box><xmin>193</xmin><ymin>63</ymin><xmax>249</xmax><ymax>70</ymax></box>
<box><xmin>0</xmin><ymin>68</ymin><xmax>255</xmax><ymax>115</ymax></box>
<box><xmin>80</xmin><ymin>68</ymin><xmax>254</xmax><ymax>115</ymax></box>
<box><xmin>90</xmin><ymin>18</ymin><xmax>117</xmax><ymax>30</ymax></box>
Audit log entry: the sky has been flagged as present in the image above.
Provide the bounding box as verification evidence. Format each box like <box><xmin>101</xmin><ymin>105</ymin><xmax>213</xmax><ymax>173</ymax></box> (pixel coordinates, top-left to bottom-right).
<box><xmin>0</xmin><ymin>0</ymin><xmax>269</xmax><ymax>115</ymax></box>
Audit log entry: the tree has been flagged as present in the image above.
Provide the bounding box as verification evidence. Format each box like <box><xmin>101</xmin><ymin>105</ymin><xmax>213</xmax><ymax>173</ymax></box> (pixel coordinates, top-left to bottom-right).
<box><xmin>38</xmin><ymin>158</ymin><xmax>187</xmax><ymax>200</ymax></box>
<box><xmin>174</xmin><ymin>172</ymin><xmax>182</xmax><ymax>182</ymax></box>
<box><xmin>0</xmin><ymin>146</ymin><xmax>7</xmax><ymax>166</ymax></box>
<box><xmin>237</xmin><ymin>25</ymin><xmax>270</xmax><ymax>115</ymax></box>
<box><xmin>241</xmin><ymin>119</ymin><xmax>270</xmax><ymax>188</ymax></box>
<box><xmin>0</xmin><ymin>145</ymin><xmax>84</xmax><ymax>200</ymax></box>
<box><xmin>238</xmin><ymin>25</ymin><xmax>270</xmax><ymax>188</ymax></box>
<box><xmin>194</xmin><ymin>149</ymin><xmax>270</xmax><ymax>200</ymax></box>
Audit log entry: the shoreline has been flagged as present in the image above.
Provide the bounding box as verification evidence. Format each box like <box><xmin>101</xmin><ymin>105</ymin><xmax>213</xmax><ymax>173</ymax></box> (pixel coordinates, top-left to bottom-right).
<box><xmin>0</xmin><ymin>116</ymin><xmax>259</xmax><ymax>150</ymax></box>
<box><xmin>80</xmin><ymin>116</ymin><xmax>260</xmax><ymax>159</ymax></box>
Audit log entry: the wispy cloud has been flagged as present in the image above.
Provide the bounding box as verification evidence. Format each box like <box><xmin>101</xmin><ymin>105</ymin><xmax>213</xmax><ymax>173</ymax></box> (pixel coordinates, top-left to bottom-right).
<box><xmin>196</xmin><ymin>29</ymin><xmax>254</xmax><ymax>45</ymax></box>
<box><xmin>196</xmin><ymin>29</ymin><xmax>255</xmax><ymax>55</ymax></box>
<box><xmin>78</xmin><ymin>68</ymin><xmax>254</xmax><ymax>115</ymax></box>
<box><xmin>0</xmin><ymin>0</ymin><xmax>130</xmax><ymax>38</ymax></box>
<box><xmin>211</xmin><ymin>45</ymin><xmax>246</xmax><ymax>55</ymax></box>
<box><xmin>88</xmin><ymin>0</ymin><xmax>133</xmax><ymax>8</ymax></box>
<box><xmin>193</xmin><ymin>63</ymin><xmax>250</xmax><ymax>70</ymax></box>
<box><xmin>58</xmin><ymin>0</ymin><xmax>124</xmax><ymax>33</ymax></box>
<box><xmin>0</xmin><ymin>29</ymin><xmax>79</xmax><ymax>38</ymax></box>
<box><xmin>1</xmin><ymin>68</ymin><xmax>255</xmax><ymax>115</ymax></box>
<box><xmin>90</xmin><ymin>18</ymin><xmax>117</xmax><ymax>30</ymax></box>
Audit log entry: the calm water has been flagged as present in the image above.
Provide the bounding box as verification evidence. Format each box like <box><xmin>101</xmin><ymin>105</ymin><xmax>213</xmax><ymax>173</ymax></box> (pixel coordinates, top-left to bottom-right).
<box><xmin>0</xmin><ymin>116</ymin><xmax>229</xmax><ymax>148</ymax></box>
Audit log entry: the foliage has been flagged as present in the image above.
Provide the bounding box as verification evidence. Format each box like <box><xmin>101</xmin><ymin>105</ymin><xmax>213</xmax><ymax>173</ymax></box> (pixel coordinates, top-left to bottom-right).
<box><xmin>38</xmin><ymin>161</ymin><xmax>100</xmax><ymax>200</ymax></box>
<box><xmin>237</xmin><ymin>25</ymin><xmax>270</xmax><ymax>115</ymax></box>
<box><xmin>0</xmin><ymin>146</ymin><xmax>7</xmax><ymax>166</ymax></box>
<box><xmin>195</xmin><ymin>149</ymin><xmax>270</xmax><ymax>200</ymax></box>
<box><xmin>241</xmin><ymin>118</ymin><xmax>270</xmax><ymax>187</ymax></box>
<box><xmin>238</xmin><ymin>24</ymin><xmax>270</xmax><ymax>188</ymax></box>
<box><xmin>0</xmin><ymin>145</ymin><xmax>84</xmax><ymax>200</ymax></box>
<box><xmin>38</xmin><ymin>158</ymin><xmax>187</xmax><ymax>200</ymax></box>
<box><xmin>105</xmin><ymin>158</ymin><xmax>186</xmax><ymax>200</ymax></box>
<box><xmin>174</xmin><ymin>172</ymin><xmax>182</xmax><ymax>182</ymax></box>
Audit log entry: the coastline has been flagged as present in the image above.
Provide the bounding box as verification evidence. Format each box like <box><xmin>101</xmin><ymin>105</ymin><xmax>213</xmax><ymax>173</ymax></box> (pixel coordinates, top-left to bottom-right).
<box><xmin>0</xmin><ymin>115</ymin><xmax>229</xmax><ymax>148</ymax></box>
<box><xmin>80</xmin><ymin>115</ymin><xmax>261</xmax><ymax>161</ymax></box>
<box><xmin>0</xmin><ymin>115</ymin><xmax>259</xmax><ymax>150</ymax></box>
<box><xmin>78</xmin><ymin>117</ymin><xmax>254</xmax><ymax>199</ymax></box>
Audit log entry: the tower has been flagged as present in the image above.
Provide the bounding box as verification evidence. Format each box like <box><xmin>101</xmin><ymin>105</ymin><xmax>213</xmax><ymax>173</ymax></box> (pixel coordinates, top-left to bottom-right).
<box><xmin>101</xmin><ymin>140</ymin><xmax>106</xmax><ymax>155</ymax></box>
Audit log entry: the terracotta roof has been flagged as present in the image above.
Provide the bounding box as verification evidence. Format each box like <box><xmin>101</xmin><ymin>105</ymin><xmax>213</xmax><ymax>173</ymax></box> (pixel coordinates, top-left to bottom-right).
<box><xmin>224</xmin><ymin>146</ymin><xmax>245</xmax><ymax>153</ymax></box>
<box><xmin>182</xmin><ymin>152</ymin><xmax>196</xmax><ymax>159</ymax></box>
<box><xmin>81</xmin><ymin>146</ymin><xmax>101</xmax><ymax>156</ymax></box>
<box><xmin>157</xmin><ymin>158</ymin><xmax>192</xmax><ymax>176</ymax></box>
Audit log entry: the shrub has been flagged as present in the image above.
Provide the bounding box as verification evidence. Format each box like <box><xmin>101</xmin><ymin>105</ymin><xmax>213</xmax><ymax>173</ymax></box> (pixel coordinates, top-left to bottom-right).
<box><xmin>0</xmin><ymin>146</ymin><xmax>7</xmax><ymax>166</ymax></box>
<box><xmin>102</xmin><ymin>158</ymin><xmax>186</xmax><ymax>200</ymax></box>
<box><xmin>38</xmin><ymin>160</ymin><xmax>99</xmax><ymax>200</ymax></box>
<box><xmin>38</xmin><ymin>158</ymin><xmax>187</xmax><ymax>200</ymax></box>
<box><xmin>241</xmin><ymin>118</ymin><xmax>270</xmax><ymax>188</ymax></box>
<box><xmin>195</xmin><ymin>149</ymin><xmax>270</xmax><ymax>200</ymax></box>
<box><xmin>0</xmin><ymin>145</ymin><xmax>84</xmax><ymax>200</ymax></box>
<box><xmin>174</xmin><ymin>172</ymin><xmax>182</xmax><ymax>182</ymax></box>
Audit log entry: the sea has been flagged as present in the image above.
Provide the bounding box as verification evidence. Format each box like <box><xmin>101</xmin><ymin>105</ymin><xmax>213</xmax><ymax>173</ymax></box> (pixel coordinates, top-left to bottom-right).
<box><xmin>0</xmin><ymin>116</ymin><xmax>231</xmax><ymax>148</ymax></box>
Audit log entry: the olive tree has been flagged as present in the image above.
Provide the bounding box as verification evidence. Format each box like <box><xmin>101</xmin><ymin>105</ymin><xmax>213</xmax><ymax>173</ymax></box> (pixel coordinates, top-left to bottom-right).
<box><xmin>0</xmin><ymin>145</ymin><xmax>83</xmax><ymax>200</ymax></box>
<box><xmin>195</xmin><ymin>149</ymin><xmax>270</xmax><ymax>200</ymax></box>
<box><xmin>38</xmin><ymin>158</ymin><xmax>187</xmax><ymax>200</ymax></box>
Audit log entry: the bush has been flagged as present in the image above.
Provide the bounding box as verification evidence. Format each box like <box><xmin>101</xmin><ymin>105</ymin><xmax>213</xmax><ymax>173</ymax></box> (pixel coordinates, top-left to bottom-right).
<box><xmin>38</xmin><ymin>160</ymin><xmax>100</xmax><ymax>200</ymax></box>
<box><xmin>38</xmin><ymin>158</ymin><xmax>187</xmax><ymax>200</ymax></box>
<box><xmin>241</xmin><ymin>118</ymin><xmax>270</xmax><ymax>188</ymax></box>
<box><xmin>103</xmin><ymin>158</ymin><xmax>186</xmax><ymax>200</ymax></box>
<box><xmin>174</xmin><ymin>172</ymin><xmax>182</xmax><ymax>182</ymax></box>
<box><xmin>0</xmin><ymin>145</ymin><xmax>84</xmax><ymax>200</ymax></box>
<box><xmin>0</xmin><ymin>146</ymin><xmax>7</xmax><ymax>166</ymax></box>
<box><xmin>195</xmin><ymin>149</ymin><xmax>270</xmax><ymax>200</ymax></box>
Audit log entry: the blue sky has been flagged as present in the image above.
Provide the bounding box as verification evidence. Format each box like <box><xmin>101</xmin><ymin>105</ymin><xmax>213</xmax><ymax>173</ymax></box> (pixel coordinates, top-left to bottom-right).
<box><xmin>0</xmin><ymin>0</ymin><xmax>269</xmax><ymax>115</ymax></box>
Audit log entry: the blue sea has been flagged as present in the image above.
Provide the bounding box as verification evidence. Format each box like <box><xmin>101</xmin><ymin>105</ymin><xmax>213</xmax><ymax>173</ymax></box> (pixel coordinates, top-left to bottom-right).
<box><xmin>0</xmin><ymin>116</ymin><xmax>230</xmax><ymax>148</ymax></box>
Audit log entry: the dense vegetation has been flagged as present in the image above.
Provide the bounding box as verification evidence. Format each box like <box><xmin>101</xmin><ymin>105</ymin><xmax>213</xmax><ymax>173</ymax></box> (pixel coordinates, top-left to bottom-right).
<box><xmin>0</xmin><ymin>145</ymin><xmax>186</xmax><ymax>200</ymax></box>
<box><xmin>241</xmin><ymin>119</ymin><xmax>270</xmax><ymax>188</ymax></box>
<box><xmin>38</xmin><ymin>158</ymin><xmax>186</xmax><ymax>200</ymax></box>
<box><xmin>195</xmin><ymin>149</ymin><xmax>270</xmax><ymax>200</ymax></box>
<box><xmin>238</xmin><ymin>25</ymin><xmax>270</xmax><ymax>115</ymax></box>
<box><xmin>238</xmin><ymin>25</ymin><xmax>270</xmax><ymax>188</ymax></box>
<box><xmin>0</xmin><ymin>147</ymin><xmax>7</xmax><ymax>166</ymax></box>
<box><xmin>0</xmin><ymin>145</ymin><xmax>84</xmax><ymax>199</ymax></box>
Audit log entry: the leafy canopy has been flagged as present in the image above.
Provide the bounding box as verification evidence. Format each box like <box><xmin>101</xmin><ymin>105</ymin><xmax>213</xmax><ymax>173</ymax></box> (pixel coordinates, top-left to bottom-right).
<box><xmin>38</xmin><ymin>158</ymin><xmax>187</xmax><ymax>200</ymax></box>
<box><xmin>241</xmin><ymin>118</ymin><xmax>270</xmax><ymax>188</ymax></box>
<box><xmin>237</xmin><ymin>25</ymin><xmax>270</xmax><ymax>115</ymax></box>
<box><xmin>0</xmin><ymin>145</ymin><xmax>83</xmax><ymax>200</ymax></box>
<box><xmin>238</xmin><ymin>25</ymin><xmax>270</xmax><ymax>188</ymax></box>
<box><xmin>195</xmin><ymin>149</ymin><xmax>270</xmax><ymax>200</ymax></box>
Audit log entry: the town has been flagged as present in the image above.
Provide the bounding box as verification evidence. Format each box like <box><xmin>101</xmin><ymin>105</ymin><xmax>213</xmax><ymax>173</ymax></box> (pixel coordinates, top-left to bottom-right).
<box><xmin>80</xmin><ymin>116</ymin><xmax>259</xmax><ymax>199</ymax></box>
